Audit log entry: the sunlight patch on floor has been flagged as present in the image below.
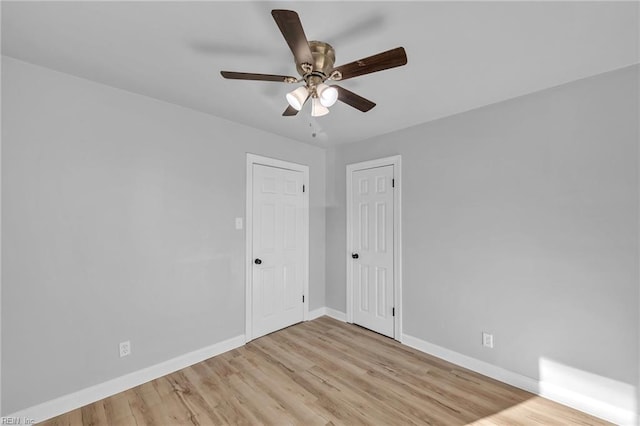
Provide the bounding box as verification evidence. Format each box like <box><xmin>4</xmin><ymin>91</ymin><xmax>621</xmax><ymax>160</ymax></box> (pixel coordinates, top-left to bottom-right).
<box><xmin>467</xmin><ymin>397</ymin><xmax>611</xmax><ymax>426</ymax></box>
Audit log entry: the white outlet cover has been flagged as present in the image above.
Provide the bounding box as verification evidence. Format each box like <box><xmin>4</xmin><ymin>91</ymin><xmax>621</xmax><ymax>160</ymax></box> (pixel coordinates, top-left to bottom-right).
<box><xmin>119</xmin><ymin>340</ymin><xmax>131</xmax><ymax>357</ymax></box>
<box><xmin>235</xmin><ymin>217</ymin><xmax>243</xmax><ymax>230</ymax></box>
<box><xmin>482</xmin><ymin>332</ymin><xmax>494</xmax><ymax>348</ymax></box>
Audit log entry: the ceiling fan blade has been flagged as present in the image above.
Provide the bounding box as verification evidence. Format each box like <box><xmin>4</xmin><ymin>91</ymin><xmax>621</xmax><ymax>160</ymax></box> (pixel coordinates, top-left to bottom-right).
<box><xmin>282</xmin><ymin>105</ymin><xmax>299</xmax><ymax>116</ymax></box>
<box><xmin>271</xmin><ymin>10</ymin><xmax>314</xmax><ymax>66</ymax></box>
<box><xmin>335</xmin><ymin>86</ymin><xmax>376</xmax><ymax>112</ymax></box>
<box><xmin>331</xmin><ymin>47</ymin><xmax>407</xmax><ymax>81</ymax></box>
<box><xmin>220</xmin><ymin>71</ymin><xmax>297</xmax><ymax>82</ymax></box>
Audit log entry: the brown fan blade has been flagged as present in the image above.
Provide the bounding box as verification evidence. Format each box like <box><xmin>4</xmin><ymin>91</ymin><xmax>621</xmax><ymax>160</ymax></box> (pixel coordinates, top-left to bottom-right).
<box><xmin>220</xmin><ymin>71</ymin><xmax>297</xmax><ymax>83</ymax></box>
<box><xmin>335</xmin><ymin>86</ymin><xmax>376</xmax><ymax>112</ymax></box>
<box><xmin>282</xmin><ymin>105</ymin><xmax>299</xmax><ymax>116</ymax></box>
<box><xmin>331</xmin><ymin>47</ymin><xmax>407</xmax><ymax>81</ymax></box>
<box><xmin>271</xmin><ymin>10</ymin><xmax>314</xmax><ymax>66</ymax></box>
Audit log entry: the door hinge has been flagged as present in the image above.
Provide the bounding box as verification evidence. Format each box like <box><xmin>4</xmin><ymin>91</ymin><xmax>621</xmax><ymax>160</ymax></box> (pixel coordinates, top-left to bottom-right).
<box><xmin>302</xmin><ymin>295</ymin><xmax>305</xmax><ymax>303</ymax></box>
<box><xmin>392</xmin><ymin>307</ymin><xmax>395</xmax><ymax>316</ymax></box>
<box><xmin>302</xmin><ymin>184</ymin><xmax>306</xmax><ymax>193</ymax></box>
<box><xmin>392</xmin><ymin>179</ymin><xmax>395</xmax><ymax>188</ymax></box>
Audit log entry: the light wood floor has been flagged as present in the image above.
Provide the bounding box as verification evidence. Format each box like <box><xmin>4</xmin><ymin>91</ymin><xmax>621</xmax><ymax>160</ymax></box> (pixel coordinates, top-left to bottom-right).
<box><xmin>40</xmin><ymin>317</ymin><xmax>611</xmax><ymax>425</ymax></box>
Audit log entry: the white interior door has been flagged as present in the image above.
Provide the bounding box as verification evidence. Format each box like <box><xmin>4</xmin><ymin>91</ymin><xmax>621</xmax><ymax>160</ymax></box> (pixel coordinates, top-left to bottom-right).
<box><xmin>251</xmin><ymin>164</ymin><xmax>304</xmax><ymax>339</ymax></box>
<box><xmin>350</xmin><ymin>165</ymin><xmax>395</xmax><ymax>337</ymax></box>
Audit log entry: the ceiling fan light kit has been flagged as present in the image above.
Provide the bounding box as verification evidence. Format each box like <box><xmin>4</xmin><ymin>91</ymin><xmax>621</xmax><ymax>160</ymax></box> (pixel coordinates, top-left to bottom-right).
<box><xmin>311</xmin><ymin>98</ymin><xmax>330</xmax><ymax>117</ymax></box>
<box><xmin>221</xmin><ymin>9</ymin><xmax>408</xmax><ymax>117</ymax></box>
<box><xmin>286</xmin><ymin>86</ymin><xmax>309</xmax><ymax>111</ymax></box>
<box><xmin>317</xmin><ymin>83</ymin><xmax>338</xmax><ymax>107</ymax></box>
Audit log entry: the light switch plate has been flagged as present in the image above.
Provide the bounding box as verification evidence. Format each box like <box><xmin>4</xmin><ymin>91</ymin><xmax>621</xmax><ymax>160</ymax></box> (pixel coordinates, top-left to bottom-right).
<box><xmin>235</xmin><ymin>217</ymin><xmax>243</xmax><ymax>230</ymax></box>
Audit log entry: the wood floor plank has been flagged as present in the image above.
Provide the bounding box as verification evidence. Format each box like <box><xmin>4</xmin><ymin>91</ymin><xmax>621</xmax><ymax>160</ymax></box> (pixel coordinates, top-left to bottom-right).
<box><xmin>37</xmin><ymin>317</ymin><xmax>612</xmax><ymax>426</ymax></box>
<box><xmin>230</xmin><ymin>355</ymin><xmax>328</xmax><ymax>426</ymax></box>
<box><xmin>102</xmin><ymin>394</ymin><xmax>133</xmax><ymax>424</ymax></box>
<box><xmin>184</xmin><ymin>362</ymin><xmax>252</xmax><ymax>425</ymax></box>
<box><xmin>122</xmin><ymin>388</ymin><xmax>159</xmax><ymax>426</ymax></box>
<box><xmin>80</xmin><ymin>401</ymin><xmax>108</xmax><ymax>426</ymax></box>
<box><xmin>167</xmin><ymin>370</ymin><xmax>227</xmax><ymax>425</ymax></box>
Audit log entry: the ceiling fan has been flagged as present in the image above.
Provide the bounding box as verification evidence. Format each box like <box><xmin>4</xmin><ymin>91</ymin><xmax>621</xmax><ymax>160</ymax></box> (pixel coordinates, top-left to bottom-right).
<box><xmin>220</xmin><ymin>9</ymin><xmax>408</xmax><ymax>117</ymax></box>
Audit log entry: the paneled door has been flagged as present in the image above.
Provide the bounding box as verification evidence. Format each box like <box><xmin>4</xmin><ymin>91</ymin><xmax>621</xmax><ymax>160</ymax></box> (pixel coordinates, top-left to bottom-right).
<box><xmin>251</xmin><ymin>163</ymin><xmax>305</xmax><ymax>339</ymax></box>
<box><xmin>350</xmin><ymin>165</ymin><xmax>395</xmax><ymax>337</ymax></box>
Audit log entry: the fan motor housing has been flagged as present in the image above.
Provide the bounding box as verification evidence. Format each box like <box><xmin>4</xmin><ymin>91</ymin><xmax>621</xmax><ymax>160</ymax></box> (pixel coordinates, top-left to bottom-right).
<box><xmin>296</xmin><ymin>41</ymin><xmax>335</xmax><ymax>78</ymax></box>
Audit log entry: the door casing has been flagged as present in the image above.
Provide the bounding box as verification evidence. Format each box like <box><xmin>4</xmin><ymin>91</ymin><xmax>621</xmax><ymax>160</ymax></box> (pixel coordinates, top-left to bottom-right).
<box><xmin>346</xmin><ymin>155</ymin><xmax>402</xmax><ymax>341</ymax></box>
<box><xmin>245</xmin><ymin>153</ymin><xmax>310</xmax><ymax>342</ymax></box>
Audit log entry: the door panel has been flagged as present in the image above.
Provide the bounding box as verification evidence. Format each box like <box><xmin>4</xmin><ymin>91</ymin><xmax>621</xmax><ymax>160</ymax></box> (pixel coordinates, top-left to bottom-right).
<box><xmin>252</xmin><ymin>164</ymin><xmax>304</xmax><ymax>339</ymax></box>
<box><xmin>351</xmin><ymin>165</ymin><xmax>394</xmax><ymax>337</ymax></box>
<box><xmin>359</xmin><ymin>264</ymin><xmax>369</xmax><ymax>312</ymax></box>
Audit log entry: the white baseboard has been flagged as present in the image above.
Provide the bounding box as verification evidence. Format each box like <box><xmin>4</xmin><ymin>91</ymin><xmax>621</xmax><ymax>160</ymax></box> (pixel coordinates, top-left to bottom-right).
<box><xmin>308</xmin><ymin>307</ymin><xmax>346</xmax><ymax>322</ymax></box>
<box><xmin>8</xmin><ymin>334</ymin><xmax>245</xmax><ymax>424</ymax></box>
<box><xmin>325</xmin><ymin>307</ymin><xmax>346</xmax><ymax>322</ymax></box>
<box><xmin>308</xmin><ymin>307</ymin><xmax>326</xmax><ymax>320</ymax></box>
<box><xmin>402</xmin><ymin>334</ymin><xmax>638</xmax><ymax>426</ymax></box>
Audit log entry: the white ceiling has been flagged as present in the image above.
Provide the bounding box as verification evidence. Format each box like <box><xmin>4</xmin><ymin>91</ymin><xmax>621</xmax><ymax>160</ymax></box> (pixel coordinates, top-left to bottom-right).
<box><xmin>2</xmin><ymin>1</ymin><xmax>638</xmax><ymax>146</ymax></box>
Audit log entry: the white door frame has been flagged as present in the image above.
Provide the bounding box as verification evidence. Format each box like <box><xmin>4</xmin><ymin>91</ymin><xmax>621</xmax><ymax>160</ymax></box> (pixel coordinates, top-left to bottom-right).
<box><xmin>245</xmin><ymin>153</ymin><xmax>310</xmax><ymax>342</ymax></box>
<box><xmin>346</xmin><ymin>155</ymin><xmax>402</xmax><ymax>341</ymax></box>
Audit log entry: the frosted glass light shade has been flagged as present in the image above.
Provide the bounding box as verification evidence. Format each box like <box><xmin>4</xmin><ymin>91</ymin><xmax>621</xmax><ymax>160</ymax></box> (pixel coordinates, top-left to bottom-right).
<box><xmin>311</xmin><ymin>98</ymin><xmax>330</xmax><ymax>117</ymax></box>
<box><xmin>286</xmin><ymin>86</ymin><xmax>309</xmax><ymax>111</ymax></box>
<box><xmin>317</xmin><ymin>83</ymin><xmax>338</xmax><ymax>107</ymax></box>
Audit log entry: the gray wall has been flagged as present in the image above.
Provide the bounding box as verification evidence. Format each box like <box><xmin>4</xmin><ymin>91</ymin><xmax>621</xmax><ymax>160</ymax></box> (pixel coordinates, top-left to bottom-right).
<box><xmin>1</xmin><ymin>57</ymin><xmax>326</xmax><ymax>414</ymax></box>
<box><xmin>2</xmin><ymin>55</ymin><xmax>638</xmax><ymax>416</ymax></box>
<box><xmin>326</xmin><ymin>65</ymin><xmax>639</xmax><ymax>408</ymax></box>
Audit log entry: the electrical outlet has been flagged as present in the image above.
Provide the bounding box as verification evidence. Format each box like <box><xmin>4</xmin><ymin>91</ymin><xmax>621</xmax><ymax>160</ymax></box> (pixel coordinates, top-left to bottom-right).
<box><xmin>119</xmin><ymin>340</ymin><xmax>131</xmax><ymax>357</ymax></box>
<box><xmin>482</xmin><ymin>332</ymin><xmax>494</xmax><ymax>348</ymax></box>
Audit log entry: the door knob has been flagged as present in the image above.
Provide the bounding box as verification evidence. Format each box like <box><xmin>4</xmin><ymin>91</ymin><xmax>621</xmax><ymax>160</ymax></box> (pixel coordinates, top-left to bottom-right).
<box><xmin>254</xmin><ymin>258</ymin><xmax>262</xmax><ymax>265</ymax></box>
<box><xmin>351</xmin><ymin>253</ymin><xmax>359</xmax><ymax>259</ymax></box>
